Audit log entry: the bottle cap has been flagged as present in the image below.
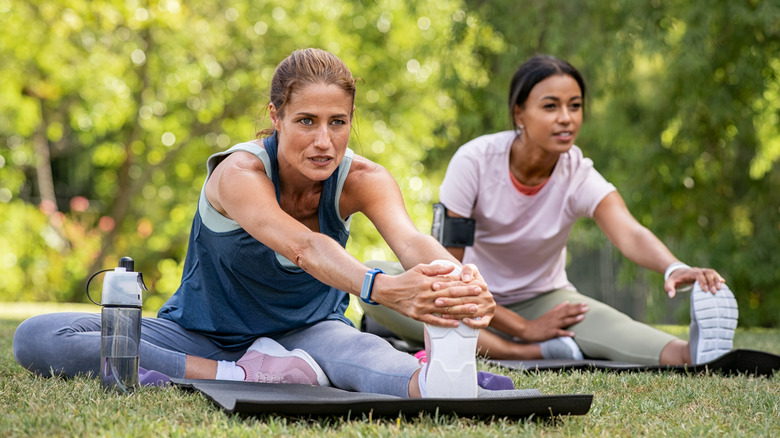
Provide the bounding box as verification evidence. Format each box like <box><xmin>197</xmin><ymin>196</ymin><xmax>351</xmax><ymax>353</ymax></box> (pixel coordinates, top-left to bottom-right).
<box><xmin>101</xmin><ymin>258</ymin><xmax>144</xmax><ymax>307</ymax></box>
<box><xmin>119</xmin><ymin>257</ymin><xmax>135</xmax><ymax>271</ymax></box>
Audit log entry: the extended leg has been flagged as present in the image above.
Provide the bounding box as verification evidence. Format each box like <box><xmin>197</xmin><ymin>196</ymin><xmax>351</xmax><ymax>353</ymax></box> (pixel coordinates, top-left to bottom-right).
<box><xmin>274</xmin><ymin>320</ymin><xmax>420</xmax><ymax>398</ymax></box>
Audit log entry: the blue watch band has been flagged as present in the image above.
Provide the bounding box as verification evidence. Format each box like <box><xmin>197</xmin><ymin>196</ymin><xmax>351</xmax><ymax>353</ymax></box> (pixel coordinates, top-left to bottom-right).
<box><xmin>360</xmin><ymin>268</ymin><xmax>384</xmax><ymax>305</ymax></box>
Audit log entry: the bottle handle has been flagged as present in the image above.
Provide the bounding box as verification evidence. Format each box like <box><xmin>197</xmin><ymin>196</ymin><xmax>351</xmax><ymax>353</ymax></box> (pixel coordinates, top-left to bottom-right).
<box><xmin>137</xmin><ymin>273</ymin><xmax>148</xmax><ymax>292</ymax></box>
<box><xmin>85</xmin><ymin>269</ymin><xmax>113</xmax><ymax>306</ymax></box>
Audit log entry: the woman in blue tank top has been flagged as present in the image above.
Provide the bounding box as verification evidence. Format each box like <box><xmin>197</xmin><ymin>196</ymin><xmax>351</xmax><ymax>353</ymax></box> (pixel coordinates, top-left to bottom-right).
<box><xmin>13</xmin><ymin>49</ymin><xmax>499</xmax><ymax>398</ymax></box>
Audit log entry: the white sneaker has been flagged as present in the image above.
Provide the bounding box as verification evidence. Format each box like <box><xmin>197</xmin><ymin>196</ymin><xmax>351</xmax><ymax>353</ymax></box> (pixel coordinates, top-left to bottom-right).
<box><xmin>422</xmin><ymin>260</ymin><xmax>479</xmax><ymax>398</ymax></box>
<box><xmin>423</xmin><ymin>322</ymin><xmax>479</xmax><ymax>398</ymax></box>
<box><xmin>539</xmin><ymin>337</ymin><xmax>584</xmax><ymax>360</ymax></box>
<box><xmin>689</xmin><ymin>281</ymin><xmax>738</xmax><ymax>364</ymax></box>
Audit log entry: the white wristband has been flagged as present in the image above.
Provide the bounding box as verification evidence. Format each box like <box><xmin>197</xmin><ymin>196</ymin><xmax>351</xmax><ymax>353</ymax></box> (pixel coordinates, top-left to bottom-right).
<box><xmin>664</xmin><ymin>262</ymin><xmax>690</xmax><ymax>282</ymax></box>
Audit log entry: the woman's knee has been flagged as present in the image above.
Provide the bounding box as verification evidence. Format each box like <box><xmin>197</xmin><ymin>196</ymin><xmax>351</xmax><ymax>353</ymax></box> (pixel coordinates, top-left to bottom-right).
<box><xmin>13</xmin><ymin>315</ymin><xmax>52</xmax><ymax>373</ymax></box>
<box><xmin>13</xmin><ymin>313</ymin><xmax>99</xmax><ymax>376</ymax></box>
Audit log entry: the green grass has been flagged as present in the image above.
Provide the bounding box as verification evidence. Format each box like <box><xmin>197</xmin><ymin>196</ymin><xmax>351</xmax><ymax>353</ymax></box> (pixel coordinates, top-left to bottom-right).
<box><xmin>1</xmin><ymin>313</ymin><xmax>778</xmax><ymax>437</ymax></box>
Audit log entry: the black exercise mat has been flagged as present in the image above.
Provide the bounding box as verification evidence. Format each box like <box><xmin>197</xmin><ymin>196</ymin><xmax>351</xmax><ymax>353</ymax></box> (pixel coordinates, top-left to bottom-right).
<box><xmin>489</xmin><ymin>349</ymin><xmax>780</xmax><ymax>377</ymax></box>
<box><xmin>172</xmin><ymin>379</ymin><xmax>593</xmax><ymax>419</ymax></box>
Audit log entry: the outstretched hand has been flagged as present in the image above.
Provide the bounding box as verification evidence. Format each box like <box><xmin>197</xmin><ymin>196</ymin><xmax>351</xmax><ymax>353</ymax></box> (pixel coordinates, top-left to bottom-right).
<box><xmin>665</xmin><ymin>267</ymin><xmax>726</xmax><ymax>298</ymax></box>
<box><xmin>520</xmin><ymin>301</ymin><xmax>588</xmax><ymax>342</ymax></box>
<box><xmin>370</xmin><ymin>262</ymin><xmax>494</xmax><ymax>329</ymax></box>
<box><xmin>428</xmin><ymin>262</ymin><xmax>495</xmax><ymax>329</ymax></box>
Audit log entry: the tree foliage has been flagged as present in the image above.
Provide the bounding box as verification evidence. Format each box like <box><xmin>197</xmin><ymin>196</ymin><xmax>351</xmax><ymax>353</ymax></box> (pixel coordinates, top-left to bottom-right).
<box><xmin>456</xmin><ymin>0</ymin><xmax>780</xmax><ymax>326</ymax></box>
<box><xmin>0</xmin><ymin>0</ymin><xmax>500</xmax><ymax>311</ymax></box>
<box><xmin>1</xmin><ymin>0</ymin><xmax>778</xmax><ymax>326</ymax></box>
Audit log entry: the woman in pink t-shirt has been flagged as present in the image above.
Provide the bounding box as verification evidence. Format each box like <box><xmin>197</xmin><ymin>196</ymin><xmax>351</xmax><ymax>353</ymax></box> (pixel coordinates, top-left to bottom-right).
<box><xmin>438</xmin><ymin>55</ymin><xmax>738</xmax><ymax>365</ymax></box>
<box><xmin>364</xmin><ymin>55</ymin><xmax>738</xmax><ymax>366</ymax></box>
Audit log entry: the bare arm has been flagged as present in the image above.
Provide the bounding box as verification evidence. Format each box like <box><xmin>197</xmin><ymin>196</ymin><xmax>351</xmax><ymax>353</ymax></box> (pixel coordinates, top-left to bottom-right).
<box><xmin>593</xmin><ymin>191</ymin><xmax>725</xmax><ymax>296</ymax></box>
<box><xmin>341</xmin><ymin>158</ymin><xmax>494</xmax><ymax>328</ymax></box>
<box><xmin>441</xmin><ymin>209</ymin><xmax>586</xmax><ymax>340</ymax></box>
<box><xmin>207</xmin><ymin>151</ymin><xmax>370</xmax><ymax>295</ymax></box>
<box><xmin>208</xmin><ymin>151</ymin><xmax>493</xmax><ymax>327</ymax></box>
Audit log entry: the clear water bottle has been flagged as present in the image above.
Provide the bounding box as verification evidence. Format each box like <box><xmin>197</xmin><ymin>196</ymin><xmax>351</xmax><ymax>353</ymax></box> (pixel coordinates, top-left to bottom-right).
<box><xmin>87</xmin><ymin>257</ymin><xmax>146</xmax><ymax>393</ymax></box>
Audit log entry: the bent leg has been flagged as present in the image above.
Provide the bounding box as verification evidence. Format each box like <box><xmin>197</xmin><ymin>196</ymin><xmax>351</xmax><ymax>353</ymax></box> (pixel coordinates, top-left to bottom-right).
<box><xmin>361</xmin><ymin>261</ymin><xmax>547</xmax><ymax>359</ymax></box>
<box><xmin>274</xmin><ymin>320</ymin><xmax>420</xmax><ymax>398</ymax></box>
<box><xmin>361</xmin><ymin>301</ymin><xmax>425</xmax><ymax>346</ymax></box>
<box><xmin>506</xmin><ymin>289</ymin><xmax>677</xmax><ymax>365</ymax></box>
<box><xmin>14</xmin><ymin>312</ymin><xmax>108</xmax><ymax>378</ymax></box>
<box><xmin>13</xmin><ymin>312</ymin><xmax>244</xmax><ymax>379</ymax></box>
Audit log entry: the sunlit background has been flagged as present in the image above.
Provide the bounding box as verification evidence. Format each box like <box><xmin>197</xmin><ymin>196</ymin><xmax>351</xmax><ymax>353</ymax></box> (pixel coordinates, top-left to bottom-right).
<box><xmin>1</xmin><ymin>0</ymin><xmax>778</xmax><ymax>327</ymax></box>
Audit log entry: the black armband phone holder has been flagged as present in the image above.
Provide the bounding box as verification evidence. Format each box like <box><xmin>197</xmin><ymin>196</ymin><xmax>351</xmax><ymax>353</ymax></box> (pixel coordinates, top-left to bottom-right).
<box><xmin>431</xmin><ymin>203</ymin><xmax>475</xmax><ymax>247</ymax></box>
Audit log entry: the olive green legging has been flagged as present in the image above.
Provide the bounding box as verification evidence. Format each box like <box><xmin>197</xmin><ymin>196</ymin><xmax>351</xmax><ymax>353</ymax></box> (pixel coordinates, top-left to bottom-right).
<box><xmin>362</xmin><ymin>260</ymin><xmax>676</xmax><ymax>365</ymax></box>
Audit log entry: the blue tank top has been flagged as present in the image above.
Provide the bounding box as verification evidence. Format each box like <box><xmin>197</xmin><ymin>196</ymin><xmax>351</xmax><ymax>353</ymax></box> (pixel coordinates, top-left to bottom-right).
<box><xmin>158</xmin><ymin>133</ymin><xmax>354</xmax><ymax>350</ymax></box>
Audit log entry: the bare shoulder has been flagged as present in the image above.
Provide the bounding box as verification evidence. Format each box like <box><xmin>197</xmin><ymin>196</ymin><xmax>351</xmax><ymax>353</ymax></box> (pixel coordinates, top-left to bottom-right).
<box><xmin>344</xmin><ymin>154</ymin><xmax>391</xmax><ymax>185</ymax></box>
<box><xmin>206</xmin><ymin>144</ymin><xmax>269</xmax><ymax>213</ymax></box>
<box><xmin>340</xmin><ymin>154</ymin><xmax>397</xmax><ymax>216</ymax></box>
<box><xmin>214</xmin><ymin>144</ymin><xmax>267</xmax><ymax>176</ymax></box>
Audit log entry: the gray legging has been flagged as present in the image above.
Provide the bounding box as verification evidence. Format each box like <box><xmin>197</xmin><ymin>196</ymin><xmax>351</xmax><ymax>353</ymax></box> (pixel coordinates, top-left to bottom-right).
<box><xmin>363</xmin><ymin>260</ymin><xmax>677</xmax><ymax>365</ymax></box>
<box><xmin>13</xmin><ymin>313</ymin><xmax>420</xmax><ymax>397</ymax></box>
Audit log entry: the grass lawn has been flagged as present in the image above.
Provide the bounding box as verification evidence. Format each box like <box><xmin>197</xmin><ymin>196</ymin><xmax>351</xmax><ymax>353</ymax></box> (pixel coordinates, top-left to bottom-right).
<box><xmin>1</xmin><ymin>309</ymin><xmax>778</xmax><ymax>437</ymax></box>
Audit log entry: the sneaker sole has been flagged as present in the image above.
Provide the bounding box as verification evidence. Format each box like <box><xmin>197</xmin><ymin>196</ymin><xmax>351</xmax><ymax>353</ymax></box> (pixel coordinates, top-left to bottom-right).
<box><xmin>424</xmin><ymin>322</ymin><xmax>479</xmax><ymax>398</ymax></box>
<box><xmin>690</xmin><ymin>282</ymin><xmax>738</xmax><ymax>364</ymax></box>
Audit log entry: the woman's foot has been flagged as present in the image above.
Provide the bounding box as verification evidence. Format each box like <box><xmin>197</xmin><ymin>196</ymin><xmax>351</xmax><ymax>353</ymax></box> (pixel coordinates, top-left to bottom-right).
<box><xmin>236</xmin><ymin>338</ymin><xmax>330</xmax><ymax>386</ymax></box>
<box><xmin>421</xmin><ymin>322</ymin><xmax>479</xmax><ymax>398</ymax></box>
<box><xmin>538</xmin><ymin>337</ymin><xmax>584</xmax><ymax>360</ymax></box>
<box><xmin>689</xmin><ymin>282</ymin><xmax>738</xmax><ymax>364</ymax></box>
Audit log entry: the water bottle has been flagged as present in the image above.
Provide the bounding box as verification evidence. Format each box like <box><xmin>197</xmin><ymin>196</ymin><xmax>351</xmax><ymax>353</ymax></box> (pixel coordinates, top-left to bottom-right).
<box><xmin>86</xmin><ymin>257</ymin><xmax>146</xmax><ymax>393</ymax></box>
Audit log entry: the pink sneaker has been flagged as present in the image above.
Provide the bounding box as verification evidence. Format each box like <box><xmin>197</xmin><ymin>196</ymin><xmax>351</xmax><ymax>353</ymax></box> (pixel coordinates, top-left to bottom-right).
<box><xmin>236</xmin><ymin>338</ymin><xmax>330</xmax><ymax>386</ymax></box>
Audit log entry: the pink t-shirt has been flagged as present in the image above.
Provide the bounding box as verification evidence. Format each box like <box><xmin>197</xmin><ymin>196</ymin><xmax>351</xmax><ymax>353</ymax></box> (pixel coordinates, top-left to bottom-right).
<box><xmin>439</xmin><ymin>131</ymin><xmax>616</xmax><ymax>305</ymax></box>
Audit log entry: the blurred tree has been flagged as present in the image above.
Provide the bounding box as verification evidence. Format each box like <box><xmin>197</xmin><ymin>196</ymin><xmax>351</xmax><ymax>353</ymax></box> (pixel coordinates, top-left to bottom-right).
<box><xmin>456</xmin><ymin>0</ymin><xmax>780</xmax><ymax>326</ymax></box>
<box><xmin>0</xmin><ymin>0</ymin><xmax>500</xmax><ymax>311</ymax></box>
<box><xmin>1</xmin><ymin>0</ymin><xmax>778</xmax><ymax>326</ymax></box>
